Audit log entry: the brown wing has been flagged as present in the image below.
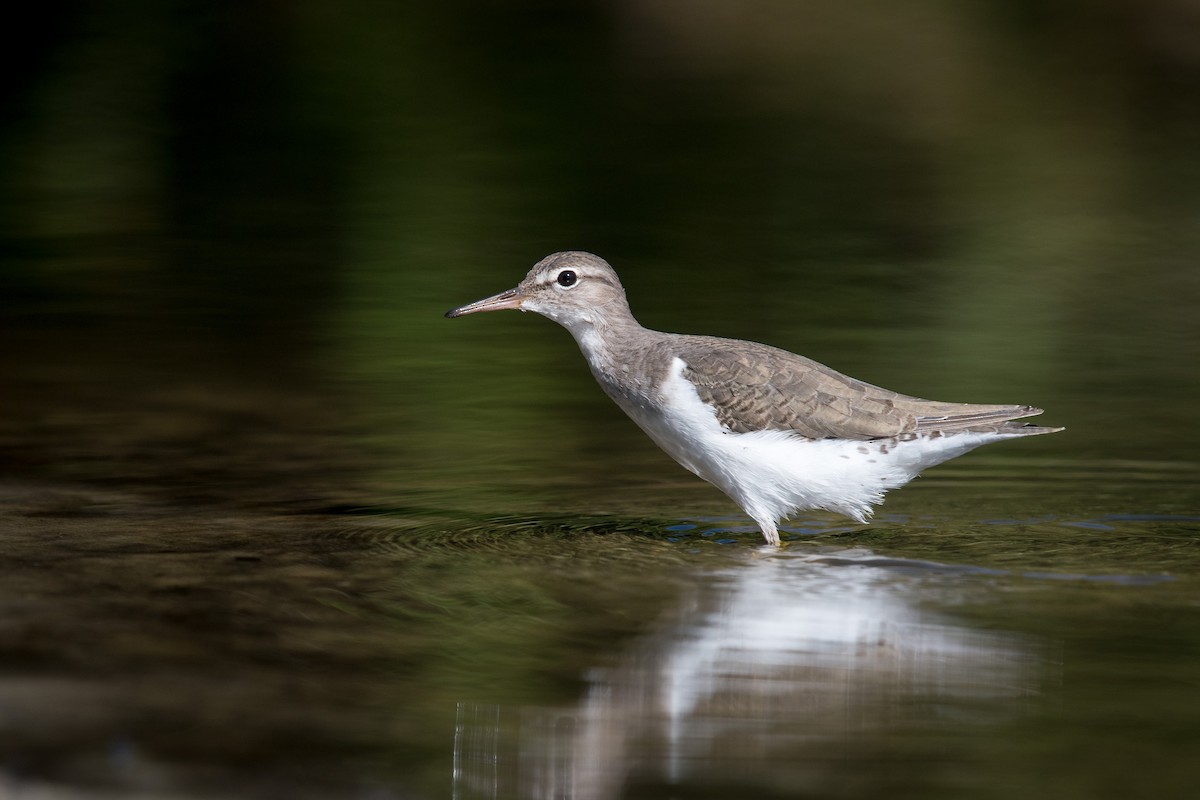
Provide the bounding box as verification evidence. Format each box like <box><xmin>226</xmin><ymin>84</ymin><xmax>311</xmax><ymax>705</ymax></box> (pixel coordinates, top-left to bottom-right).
<box><xmin>671</xmin><ymin>335</ymin><xmax>1044</xmax><ymax>440</ymax></box>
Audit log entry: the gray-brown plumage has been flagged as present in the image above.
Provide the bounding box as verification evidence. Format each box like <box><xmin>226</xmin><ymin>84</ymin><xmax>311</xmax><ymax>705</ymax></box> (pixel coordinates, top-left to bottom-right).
<box><xmin>446</xmin><ymin>251</ymin><xmax>1063</xmax><ymax>545</ymax></box>
<box><xmin>671</xmin><ymin>336</ymin><xmax>1053</xmax><ymax>439</ymax></box>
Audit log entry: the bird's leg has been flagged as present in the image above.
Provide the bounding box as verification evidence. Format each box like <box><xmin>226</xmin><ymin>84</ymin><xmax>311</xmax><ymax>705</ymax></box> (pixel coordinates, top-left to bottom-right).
<box><xmin>752</xmin><ymin>516</ymin><xmax>781</xmax><ymax>547</ymax></box>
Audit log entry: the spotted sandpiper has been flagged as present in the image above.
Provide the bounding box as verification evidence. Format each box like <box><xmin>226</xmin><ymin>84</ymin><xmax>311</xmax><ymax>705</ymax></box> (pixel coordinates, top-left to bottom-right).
<box><xmin>446</xmin><ymin>252</ymin><xmax>1062</xmax><ymax>546</ymax></box>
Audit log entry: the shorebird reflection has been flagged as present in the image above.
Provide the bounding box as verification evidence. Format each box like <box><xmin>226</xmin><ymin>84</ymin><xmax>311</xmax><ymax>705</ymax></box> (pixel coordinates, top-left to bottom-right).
<box><xmin>452</xmin><ymin>548</ymin><xmax>1042</xmax><ymax>800</ymax></box>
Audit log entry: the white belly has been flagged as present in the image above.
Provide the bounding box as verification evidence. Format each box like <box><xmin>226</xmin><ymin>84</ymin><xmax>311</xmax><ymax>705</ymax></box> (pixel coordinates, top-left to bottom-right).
<box><xmin>613</xmin><ymin>358</ymin><xmax>1003</xmax><ymax>527</ymax></box>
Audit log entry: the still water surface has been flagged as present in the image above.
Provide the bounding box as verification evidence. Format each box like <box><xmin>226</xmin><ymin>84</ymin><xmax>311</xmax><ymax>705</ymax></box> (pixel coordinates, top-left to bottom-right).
<box><xmin>2</xmin><ymin>2</ymin><xmax>1200</xmax><ymax>799</ymax></box>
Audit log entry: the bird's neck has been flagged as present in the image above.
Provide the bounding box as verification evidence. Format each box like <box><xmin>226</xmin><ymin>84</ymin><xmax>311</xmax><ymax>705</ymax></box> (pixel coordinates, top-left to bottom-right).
<box><xmin>562</xmin><ymin>301</ymin><xmax>648</xmax><ymax>377</ymax></box>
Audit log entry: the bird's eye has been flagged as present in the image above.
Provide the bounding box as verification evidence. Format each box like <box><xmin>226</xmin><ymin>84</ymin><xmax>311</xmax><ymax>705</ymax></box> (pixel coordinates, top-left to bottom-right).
<box><xmin>556</xmin><ymin>270</ymin><xmax>577</xmax><ymax>287</ymax></box>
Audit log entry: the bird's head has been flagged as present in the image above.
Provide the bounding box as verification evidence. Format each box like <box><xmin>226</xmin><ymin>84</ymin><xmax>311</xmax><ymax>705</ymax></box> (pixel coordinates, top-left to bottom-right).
<box><xmin>445</xmin><ymin>251</ymin><xmax>630</xmax><ymax>334</ymax></box>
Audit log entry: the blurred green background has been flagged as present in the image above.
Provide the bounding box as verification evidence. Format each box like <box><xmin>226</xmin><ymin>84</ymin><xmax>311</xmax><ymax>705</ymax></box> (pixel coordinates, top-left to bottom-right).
<box><xmin>3</xmin><ymin>0</ymin><xmax>1198</xmax><ymax>507</ymax></box>
<box><xmin>1</xmin><ymin>2</ymin><xmax>1199</xmax><ymax>799</ymax></box>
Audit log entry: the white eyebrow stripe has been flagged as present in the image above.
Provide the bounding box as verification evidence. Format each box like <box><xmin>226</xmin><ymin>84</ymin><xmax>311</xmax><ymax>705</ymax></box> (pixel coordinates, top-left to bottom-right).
<box><xmin>540</xmin><ymin>268</ymin><xmax>592</xmax><ymax>285</ymax></box>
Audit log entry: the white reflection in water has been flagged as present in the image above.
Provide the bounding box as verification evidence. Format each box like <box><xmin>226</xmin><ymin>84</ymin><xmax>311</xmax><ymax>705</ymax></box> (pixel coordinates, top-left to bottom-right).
<box><xmin>452</xmin><ymin>548</ymin><xmax>1042</xmax><ymax>800</ymax></box>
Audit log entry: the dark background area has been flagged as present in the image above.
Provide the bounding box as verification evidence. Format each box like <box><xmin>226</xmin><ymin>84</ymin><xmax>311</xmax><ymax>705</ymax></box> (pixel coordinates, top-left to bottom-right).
<box><xmin>1</xmin><ymin>2</ymin><xmax>1199</xmax><ymax>798</ymax></box>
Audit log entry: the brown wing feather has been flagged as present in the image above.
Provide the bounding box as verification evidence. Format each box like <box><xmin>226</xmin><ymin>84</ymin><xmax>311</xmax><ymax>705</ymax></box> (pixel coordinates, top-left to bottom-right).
<box><xmin>669</xmin><ymin>335</ymin><xmax>1041</xmax><ymax>441</ymax></box>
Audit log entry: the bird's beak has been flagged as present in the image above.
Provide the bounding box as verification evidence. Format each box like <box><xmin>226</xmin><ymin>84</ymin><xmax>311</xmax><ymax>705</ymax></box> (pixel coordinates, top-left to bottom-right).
<box><xmin>444</xmin><ymin>287</ymin><xmax>525</xmax><ymax>318</ymax></box>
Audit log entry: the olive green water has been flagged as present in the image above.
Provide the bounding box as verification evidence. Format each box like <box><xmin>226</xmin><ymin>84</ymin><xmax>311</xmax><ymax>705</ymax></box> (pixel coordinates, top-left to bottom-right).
<box><xmin>2</xmin><ymin>2</ymin><xmax>1199</xmax><ymax>799</ymax></box>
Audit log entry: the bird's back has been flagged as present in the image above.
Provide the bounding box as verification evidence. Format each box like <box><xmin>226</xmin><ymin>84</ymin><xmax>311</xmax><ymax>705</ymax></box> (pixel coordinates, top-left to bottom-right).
<box><xmin>637</xmin><ymin>333</ymin><xmax>1060</xmax><ymax>441</ymax></box>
